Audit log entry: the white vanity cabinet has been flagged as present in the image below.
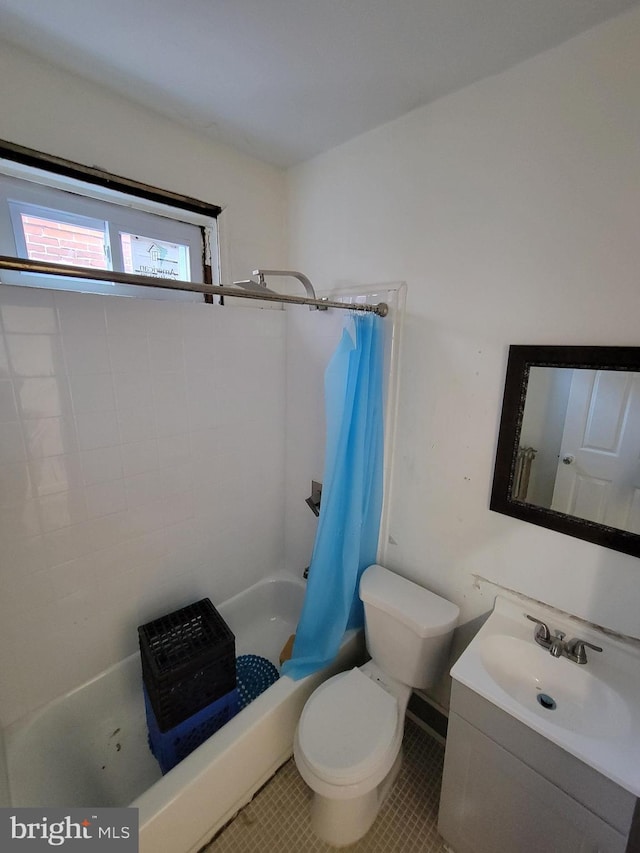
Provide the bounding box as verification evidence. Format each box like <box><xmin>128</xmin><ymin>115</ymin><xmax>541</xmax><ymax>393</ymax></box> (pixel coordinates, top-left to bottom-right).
<box><xmin>438</xmin><ymin>682</ymin><xmax>638</xmax><ymax>853</ymax></box>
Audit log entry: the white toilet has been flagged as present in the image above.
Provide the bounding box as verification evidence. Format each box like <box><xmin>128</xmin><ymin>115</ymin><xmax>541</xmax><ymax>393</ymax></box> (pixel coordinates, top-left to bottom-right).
<box><xmin>293</xmin><ymin>563</ymin><xmax>460</xmax><ymax>847</ymax></box>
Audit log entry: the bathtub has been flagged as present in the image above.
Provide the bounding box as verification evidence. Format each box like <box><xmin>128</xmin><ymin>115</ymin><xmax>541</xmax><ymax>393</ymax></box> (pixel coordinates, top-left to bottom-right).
<box><xmin>5</xmin><ymin>573</ymin><xmax>364</xmax><ymax>853</ymax></box>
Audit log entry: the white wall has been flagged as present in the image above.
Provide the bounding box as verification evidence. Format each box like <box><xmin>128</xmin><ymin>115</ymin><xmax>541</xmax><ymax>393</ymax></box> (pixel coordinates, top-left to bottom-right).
<box><xmin>287</xmin><ymin>6</ymin><xmax>640</xmax><ymax>670</ymax></box>
<box><xmin>0</xmin><ymin>43</ymin><xmax>289</xmax><ymax>726</ymax></box>
<box><xmin>0</xmin><ymin>40</ymin><xmax>287</xmax><ymax>285</ymax></box>
<box><xmin>283</xmin><ymin>305</ymin><xmax>342</xmax><ymax>579</ymax></box>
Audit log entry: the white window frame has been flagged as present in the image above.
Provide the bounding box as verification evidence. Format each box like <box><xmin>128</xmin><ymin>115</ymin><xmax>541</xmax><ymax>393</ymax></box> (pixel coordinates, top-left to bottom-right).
<box><xmin>0</xmin><ymin>158</ymin><xmax>219</xmax><ymax>300</ymax></box>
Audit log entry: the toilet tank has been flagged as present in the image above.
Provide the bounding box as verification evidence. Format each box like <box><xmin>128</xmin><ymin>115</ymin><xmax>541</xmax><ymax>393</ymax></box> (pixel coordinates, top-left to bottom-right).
<box><xmin>359</xmin><ymin>564</ymin><xmax>460</xmax><ymax>689</ymax></box>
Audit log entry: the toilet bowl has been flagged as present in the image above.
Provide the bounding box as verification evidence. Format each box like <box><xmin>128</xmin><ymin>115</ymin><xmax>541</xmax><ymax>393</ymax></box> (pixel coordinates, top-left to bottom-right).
<box><xmin>293</xmin><ymin>564</ymin><xmax>460</xmax><ymax>847</ymax></box>
<box><xmin>294</xmin><ymin>661</ymin><xmax>410</xmax><ymax>846</ymax></box>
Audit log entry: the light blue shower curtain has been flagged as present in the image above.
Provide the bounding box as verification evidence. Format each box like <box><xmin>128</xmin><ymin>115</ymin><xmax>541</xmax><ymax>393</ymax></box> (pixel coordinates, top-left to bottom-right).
<box><xmin>282</xmin><ymin>312</ymin><xmax>384</xmax><ymax>680</ymax></box>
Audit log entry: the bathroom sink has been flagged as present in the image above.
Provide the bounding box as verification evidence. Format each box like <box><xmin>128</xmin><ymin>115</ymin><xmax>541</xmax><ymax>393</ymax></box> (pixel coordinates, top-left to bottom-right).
<box><xmin>479</xmin><ymin>633</ymin><xmax>631</xmax><ymax>738</ymax></box>
<box><xmin>451</xmin><ymin>596</ymin><xmax>640</xmax><ymax>797</ymax></box>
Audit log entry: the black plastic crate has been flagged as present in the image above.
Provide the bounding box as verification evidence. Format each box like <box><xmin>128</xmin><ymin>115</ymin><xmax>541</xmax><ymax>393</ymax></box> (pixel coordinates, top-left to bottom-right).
<box><xmin>138</xmin><ymin>598</ymin><xmax>236</xmax><ymax>732</ymax></box>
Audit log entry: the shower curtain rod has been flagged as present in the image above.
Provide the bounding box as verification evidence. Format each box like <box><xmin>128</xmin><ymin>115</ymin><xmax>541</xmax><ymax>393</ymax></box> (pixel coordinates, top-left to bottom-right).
<box><xmin>0</xmin><ymin>256</ymin><xmax>389</xmax><ymax>317</ymax></box>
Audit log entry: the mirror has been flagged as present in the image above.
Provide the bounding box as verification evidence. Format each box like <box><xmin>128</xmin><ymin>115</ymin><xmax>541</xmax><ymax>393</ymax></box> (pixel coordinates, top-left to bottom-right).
<box><xmin>490</xmin><ymin>346</ymin><xmax>640</xmax><ymax>558</ymax></box>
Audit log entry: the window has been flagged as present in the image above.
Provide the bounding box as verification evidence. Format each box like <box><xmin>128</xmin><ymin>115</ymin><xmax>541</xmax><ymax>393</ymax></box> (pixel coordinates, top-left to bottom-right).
<box><xmin>0</xmin><ymin>145</ymin><xmax>219</xmax><ymax>299</ymax></box>
<box><xmin>9</xmin><ymin>202</ymin><xmax>111</xmax><ymax>271</ymax></box>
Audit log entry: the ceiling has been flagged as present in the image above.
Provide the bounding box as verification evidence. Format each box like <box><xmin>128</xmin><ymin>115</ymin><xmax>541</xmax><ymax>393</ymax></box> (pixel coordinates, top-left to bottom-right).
<box><xmin>1</xmin><ymin>0</ymin><xmax>638</xmax><ymax>168</ymax></box>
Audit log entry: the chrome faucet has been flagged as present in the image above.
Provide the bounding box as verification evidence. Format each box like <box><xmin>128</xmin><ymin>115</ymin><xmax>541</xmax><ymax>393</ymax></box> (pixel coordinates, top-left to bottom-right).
<box><xmin>565</xmin><ymin>637</ymin><xmax>603</xmax><ymax>665</ymax></box>
<box><xmin>527</xmin><ymin>615</ymin><xmax>566</xmax><ymax>655</ymax></box>
<box><xmin>548</xmin><ymin>631</ymin><xmax>566</xmax><ymax>658</ymax></box>
<box><xmin>526</xmin><ymin>615</ymin><xmax>603</xmax><ymax>664</ymax></box>
<box><xmin>526</xmin><ymin>615</ymin><xmax>556</xmax><ymax>652</ymax></box>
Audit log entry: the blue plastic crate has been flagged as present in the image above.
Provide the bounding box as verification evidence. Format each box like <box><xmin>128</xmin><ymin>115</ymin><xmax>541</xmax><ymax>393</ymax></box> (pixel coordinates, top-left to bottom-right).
<box><xmin>144</xmin><ymin>684</ymin><xmax>239</xmax><ymax>774</ymax></box>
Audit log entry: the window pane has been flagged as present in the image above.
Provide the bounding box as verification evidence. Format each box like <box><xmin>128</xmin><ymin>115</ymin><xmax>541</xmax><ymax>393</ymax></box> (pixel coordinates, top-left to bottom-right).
<box><xmin>18</xmin><ymin>212</ymin><xmax>110</xmax><ymax>269</ymax></box>
<box><xmin>20</xmin><ymin>213</ymin><xmax>109</xmax><ymax>270</ymax></box>
<box><xmin>120</xmin><ymin>233</ymin><xmax>191</xmax><ymax>281</ymax></box>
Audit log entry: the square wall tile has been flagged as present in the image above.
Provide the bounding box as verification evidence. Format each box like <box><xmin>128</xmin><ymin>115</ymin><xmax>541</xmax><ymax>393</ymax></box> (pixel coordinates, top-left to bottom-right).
<box><xmin>75</xmin><ymin>409</ymin><xmax>120</xmax><ymax>451</ymax></box>
<box><xmin>0</xmin><ymin>420</ymin><xmax>26</xmax><ymax>464</ymax></box>
<box><xmin>108</xmin><ymin>335</ymin><xmax>150</xmax><ymax>373</ymax></box>
<box><xmin>186</xmin><ymin>371</ymin><xmax>218</xmax><ymax>431</ymax></box>
<box><xmin>0</xmin><ymin>381</ymin><xmax>19</xmax><ymax>422</ymax></box>
<box><xmin>80</xmin><ymin>446</ymin><xmax>123</xmax><ymax>485</ymax></box>
<box><xmin>181</xmin><ymin>301</ymin><xmax>215</xmax><ymax>338</ymax></box>
<box><xmin>183</xmin><ymin>336</ymin><xmax>214</xmax><ymax>374</ymax></box>
<box><xmin>48</xmin><ymin>553</ymin><xmax>100</xmax><ymax>601</ymax></box>
<box><xmin>15</xmin><ymin>377</ymin><xmax>72</xmax><ymax>420</ymax></box>
<box><xmin>0</xmin><ymin>461</ymin><xmax>32</xmax><ymax>508</ymax></box>
<box><xmin>157</xmin><ymin>434</ymin><xmax>191</xmax><ymax>468</ymax></box>
<box><xmin>1</xmin><ymin>535</ymin><xmax>47</xmax><ymax>578</ymax></box>
<box><xmin>116</xmin><ymin>406</ymin><xmax>155</xmax><ymax>444</ymax></box>
<box><xmin>29</xmin><ymin>453</ymin><xmax>84</xmax><ymax>497</ymax></box>
<box><xmin>55</xmin><ymin>290</ymin><xmax>107</xmax><ymax>337</ymax></box>
<box><xmin>85</xmin><ymin>479</ymin><xmax>127</xmax><ymax>519</ymax></box>
<box><xmin>124</xmin><ymin>469</ymin><xmax>165</xmax><ymax>509</ymax></box>
<box><xmin>5</xmin><ymin>334</ymin><xmax>65</xmax><ymax>377</ymax></box>
<box><xmin>0</xmin><ymin>566</ymin><xmax>56</xmax><ymax>617</ymax></box>
<box><xmin>146</xmin><ymin>299</ymin><xmax>180</xmax><ymax>338</ymax></box>
<box><xmin>112</xmin><ymin>371</ymin><xmax>153</xmax><ymax>410</ymax></box>
<box><xmin>104</xmin><ymin>297</ymin><xmax>148</xmax><ymax>337</ymax></box>
<box><xmin>63</xmin><ymin>334</ymin><xmax>110</xmax><ymax>375</ymax></box>
<box><xmin>38</xmin><ymin>488</ymin><xmax>88</xmax><ymax>533</ymax></box>
<box><xmin>148</xmin><ymin>337</ymin><xmax>184</xmax><ymax>373</ymax></box>
<box><xmin>152</xmin><ymin>374</ymin><xmax>188</xmax><ymax>437</ymax></box>
<box><xmin>0</xmin><ymin>500</ymin><xmax>41</xmax><ymax>543</ymax></box>
<box><xmin>0</xmin><ymin>337</ymin><xmax>9</xmax><ymax>378</ymax></box>
<box><xmin>22</xmin><ymin>416</ymin><xmax>78</xmax><ymax>459</ymax></box>
<box><xmin>0</xmin><ymin>287</ymin><xmax>58</xmax><ymax>334</ymax></box>
<box><xmin>69</xmin><ymin>373</ymin><xmax>116</xmax><ymax>414</ymax></box>
<box><xmin>120</xmin><ymin>439</ymin><xmax>159</xmax><ymax>477</ymax></box>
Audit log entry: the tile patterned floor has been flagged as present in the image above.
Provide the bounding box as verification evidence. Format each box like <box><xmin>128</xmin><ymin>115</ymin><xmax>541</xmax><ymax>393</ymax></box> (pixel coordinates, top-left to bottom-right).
<box><xmin>205</xmin><ymin>719</ymin><xmax>448</xmax><ymax>852</ymax></box>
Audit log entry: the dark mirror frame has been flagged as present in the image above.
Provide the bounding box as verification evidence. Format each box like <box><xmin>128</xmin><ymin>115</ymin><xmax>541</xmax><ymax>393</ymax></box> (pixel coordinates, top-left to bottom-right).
<box><xmin>490</xmin><ymin>345</ymin><xmax>640</xmax><ymax>559</ymax></box>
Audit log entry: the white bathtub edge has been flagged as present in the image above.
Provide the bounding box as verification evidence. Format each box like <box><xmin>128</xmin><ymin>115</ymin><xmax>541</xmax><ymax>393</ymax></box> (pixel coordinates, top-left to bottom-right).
<box><xmin>136</xmin><ymin>629</ymin><xmax>365</xmax><ymax>853</ymax></box>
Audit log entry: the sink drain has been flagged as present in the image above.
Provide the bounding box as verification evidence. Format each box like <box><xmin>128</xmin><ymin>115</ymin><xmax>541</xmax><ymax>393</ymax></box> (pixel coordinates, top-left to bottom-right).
<box><xmin>537</xmin><ymin>692</ymin><xmax>557</xmax><ymax>710</ymax></box>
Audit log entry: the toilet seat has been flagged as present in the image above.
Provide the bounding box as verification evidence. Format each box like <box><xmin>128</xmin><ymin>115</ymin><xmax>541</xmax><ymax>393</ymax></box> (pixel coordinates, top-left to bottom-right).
<box><xmin>297</xmin><ymin>668</ymin><xmax>399</xmax><ymax>786</ymax></box>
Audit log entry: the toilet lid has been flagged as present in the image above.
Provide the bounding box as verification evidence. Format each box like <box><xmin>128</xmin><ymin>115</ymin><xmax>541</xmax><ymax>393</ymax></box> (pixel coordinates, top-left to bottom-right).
<box><xmin>297</xmin><ymin>668</ymin><xmax>399</xmax><ymax>785</ymax></box>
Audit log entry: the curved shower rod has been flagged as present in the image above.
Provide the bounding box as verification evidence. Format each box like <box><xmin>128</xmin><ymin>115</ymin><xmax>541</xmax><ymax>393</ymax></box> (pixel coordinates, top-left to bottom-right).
<box><xmin>0</xmin><ymin>256</ymin><xmax>389</xmax><ymax>317</ymax></box>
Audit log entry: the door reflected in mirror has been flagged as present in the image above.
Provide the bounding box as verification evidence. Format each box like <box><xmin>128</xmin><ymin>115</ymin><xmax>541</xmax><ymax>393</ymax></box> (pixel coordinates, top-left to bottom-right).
<box><xmin>491</xmin><ymin>346</ymin><xmax>640</xmax><ymax>558</ymax></box>
<box><xmin>519</xmin><ymin>367</ymin><xmax>640</xmax><ymax>534</ymax></box>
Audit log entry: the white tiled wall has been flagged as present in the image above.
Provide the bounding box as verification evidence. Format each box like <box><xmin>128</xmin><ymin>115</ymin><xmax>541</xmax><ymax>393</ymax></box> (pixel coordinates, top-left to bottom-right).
<box><xmin>0</xmin><ymin>285</ymin><xmax>286</xmax><ymax>726</ymax></box>
<box><xmin>283</xmin><ymin>306</ymin><xmax>345</xmax><ymax>577</ymax></box>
